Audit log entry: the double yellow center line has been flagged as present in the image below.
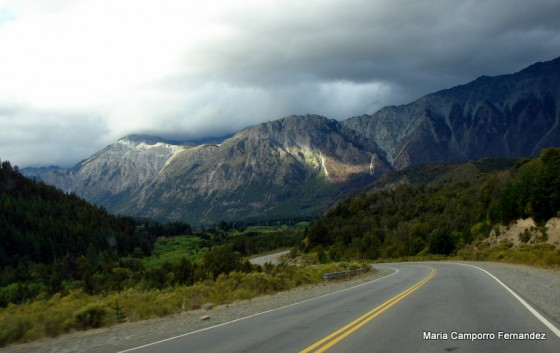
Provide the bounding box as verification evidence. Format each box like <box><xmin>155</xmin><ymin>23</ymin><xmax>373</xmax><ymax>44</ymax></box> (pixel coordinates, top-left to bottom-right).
<box><xmin>300</xmin><ymin>267</ymin><xmax>436</xmax><ymax>353</ymax></box>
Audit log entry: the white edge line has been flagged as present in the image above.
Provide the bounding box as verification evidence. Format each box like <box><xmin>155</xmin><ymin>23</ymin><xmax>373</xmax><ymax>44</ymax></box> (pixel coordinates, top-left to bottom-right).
<box><xmin>451</xmin><ymin>262</ymin><xmax>560</xmax><ymax>338</ymax></box>
<box><xmin>117</xmin><ymin>266</ymin><xmax>399</xmax><ymax>353</ymax></box>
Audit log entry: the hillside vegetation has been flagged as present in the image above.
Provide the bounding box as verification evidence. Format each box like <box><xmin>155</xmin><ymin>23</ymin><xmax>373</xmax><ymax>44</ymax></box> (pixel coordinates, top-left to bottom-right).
<box><xmin>0</xmin><ymin>160</ymin><xmax>308</xmax><ymax>306</ymax></box>
<box><xmin>0</xmin><ymin>160</ymin><xmax>163</xmax><ymax>300</ymax></box>
<box><xmin>303</xmin><ymin>148</ymin><xmax>560</xmax><ymax>265</ymax></box>
<box><xmin>1</xmin><ymin>162</ymin><xmax>350</xmax><ymax>346</ymax></box>
<box><xmin>2</xmin><ymin>149</ymin><xmax>560</xmax><ymax>347</ymax></box>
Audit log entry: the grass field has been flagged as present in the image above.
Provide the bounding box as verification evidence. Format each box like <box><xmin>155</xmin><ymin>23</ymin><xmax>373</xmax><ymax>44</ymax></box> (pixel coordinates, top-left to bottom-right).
<box><xmin>142</xmin><ymin>235</ymin><xmax>208</xmax><ymax>268</ymax></box>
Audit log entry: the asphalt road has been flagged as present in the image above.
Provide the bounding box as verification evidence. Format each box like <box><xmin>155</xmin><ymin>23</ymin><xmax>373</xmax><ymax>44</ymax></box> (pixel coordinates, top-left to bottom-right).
<box><xmin>249</xmin><ymin>250</ymin><xmax>291</xmax><ymax>265</ymax></box>
<box><xmin>119</xmin><ymin>263</ymin><xmax>560</xmax><ymax>353</ymax></box>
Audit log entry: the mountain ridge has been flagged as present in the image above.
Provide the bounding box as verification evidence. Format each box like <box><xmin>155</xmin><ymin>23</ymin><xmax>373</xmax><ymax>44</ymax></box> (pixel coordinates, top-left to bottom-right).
<box><xmin>343</xmin><ymin>55</ymin><xmax>560</xmax><ymax>168</ymax></box>
<box><xmin>118</xmin><ymin>115</ymin><xmax>392</xmax><ymax>225</ymax></box>
<box><xmin>23</xmin><ymin>56</ymin><xmax>560</xmax><ymax>225</ymax></box>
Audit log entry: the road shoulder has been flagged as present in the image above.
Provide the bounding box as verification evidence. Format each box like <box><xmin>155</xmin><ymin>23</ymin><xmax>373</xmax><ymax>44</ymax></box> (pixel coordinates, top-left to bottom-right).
<box><xmin>458</xmin><ymin>262</ymin><xmax>560</xmax><ymax>327</ymax></box>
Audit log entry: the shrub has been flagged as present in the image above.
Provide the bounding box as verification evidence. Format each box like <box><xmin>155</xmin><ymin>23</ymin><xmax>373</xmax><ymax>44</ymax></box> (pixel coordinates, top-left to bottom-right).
<box><xmin>0</xmin><ymin>313</ymin><xmax>33</xmax><ymax>346</ymax></box>
<box><xmin>74</xmin><ymin>304</ymin><xmax>108</xmax><ymax>330</ymax></box>
<box><xmin>0</xmin><ymin>261</ymin><xmax>372</xmax><ymax>347</ymax></box>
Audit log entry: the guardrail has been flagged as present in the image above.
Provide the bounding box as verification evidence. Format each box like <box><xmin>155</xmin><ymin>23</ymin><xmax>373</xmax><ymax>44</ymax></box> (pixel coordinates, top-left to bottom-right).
<box><xmin>323</xmin><ymin>268</ymin><xmax>368</xmax><ymax>280</ymax></box>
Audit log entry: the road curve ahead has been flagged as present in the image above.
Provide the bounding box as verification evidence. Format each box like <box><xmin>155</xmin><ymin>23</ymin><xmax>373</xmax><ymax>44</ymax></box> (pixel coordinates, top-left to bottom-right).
<box><xmin>119</xmin><ymin>263</ymin><xmax>560</xmax><ymax>353</ymax></box>
<box><xmin>249</xmin><ymin>250</ymin><xmax>291</xmax><ymax>265</ymax></box>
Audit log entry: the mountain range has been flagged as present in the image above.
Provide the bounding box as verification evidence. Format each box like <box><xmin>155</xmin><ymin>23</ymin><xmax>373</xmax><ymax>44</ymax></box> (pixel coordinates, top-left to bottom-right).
<box><xmin>23</xmin><ymin>56</ymin><xmax>560</xmax><ymax>226</ymax></box>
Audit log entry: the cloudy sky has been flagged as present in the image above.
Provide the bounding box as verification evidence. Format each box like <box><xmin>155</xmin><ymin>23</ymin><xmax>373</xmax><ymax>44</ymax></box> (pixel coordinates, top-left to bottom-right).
<box><xmin>1</xmin><ymin>0</ymin><xmax>559</xmax><ymax>167</ymax></box>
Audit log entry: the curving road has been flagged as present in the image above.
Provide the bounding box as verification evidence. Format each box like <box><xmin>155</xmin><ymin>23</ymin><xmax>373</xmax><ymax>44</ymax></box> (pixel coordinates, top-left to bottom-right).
<box><xmin>119</xmin><ymin>263</ymin><xmax>560</xmax><ymax>353</ymax></box>
<box><xmin>249</xmin><ymin>250</ymin><xmax>291</xmax><ymax>265</ymax></box>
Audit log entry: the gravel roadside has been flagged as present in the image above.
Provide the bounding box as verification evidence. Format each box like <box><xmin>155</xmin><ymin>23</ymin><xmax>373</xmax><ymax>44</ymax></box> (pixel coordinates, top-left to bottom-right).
<box><xmin>1</xmin><ymin>262</ymin><xmax>559</xmax><ymax>353</ymax></box>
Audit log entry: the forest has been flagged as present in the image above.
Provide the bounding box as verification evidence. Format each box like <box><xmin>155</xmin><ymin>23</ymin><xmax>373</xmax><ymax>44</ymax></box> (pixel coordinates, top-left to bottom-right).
<box><xmin>0</xmin><ymin>160</ymin><xmax>303</xmax><ymax>307</ymax></box>
<box><xmin>304</xmin><ymin>148</ymin><xmax>560</xmax><ymax>261</ymax></box>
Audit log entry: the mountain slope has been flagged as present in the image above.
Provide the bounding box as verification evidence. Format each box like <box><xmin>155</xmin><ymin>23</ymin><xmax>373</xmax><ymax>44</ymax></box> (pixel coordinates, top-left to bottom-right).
<box><xmin>27</xmin><ymin>135</ymin><xmax>184</xmax><ymax>206</ymax></box>
<box><xmin>22</xmin><ymin>57</ymin><xmax>560</xmax><ymax>226</ymax></box>
<box><xmin>304</xmin><ymin>148</ymin><xmax>560</xmax><ymax>259</ymax></box>
<box><xmin>117</xmin><ymin>115</ymin><xmax>391</xmax><ymax>225</ymax></box>
<box><xmin>0</xmin><ymin>159</ymin><xmax>155</xmax><ymax>269</ymax></box>
<box><xmin>343</xmin><ymin>56</ymin><xmax>560</xmax><ymax>168</ymax></box>
<box><xmin>25</xmin><ymin>116</ymin><xmax>391</xmax><ymax>226</ymax></box>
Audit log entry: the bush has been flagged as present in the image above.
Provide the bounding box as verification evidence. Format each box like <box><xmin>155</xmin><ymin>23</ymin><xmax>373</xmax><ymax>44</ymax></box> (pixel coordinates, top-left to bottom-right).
<box><xmin>0</xmin><ymin>313</ymin><xmax>33</xmax><ymax>346</ymax></box>
<box><xmin>73</xmin><ymin>304</ymin><xmax>108</xmax><ymax>330</ymax></box>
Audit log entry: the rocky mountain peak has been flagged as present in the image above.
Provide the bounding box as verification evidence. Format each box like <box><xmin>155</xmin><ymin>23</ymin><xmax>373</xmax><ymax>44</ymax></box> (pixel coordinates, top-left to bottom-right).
<box><xmin>235</xmin><ymin>114</ymin><xmax>338</xmax><ymax>149</ymax></box>
<box><xmin>117</xmin><ymin>134</ymin><xmax>181</xmax><ymax>147</ymax></box>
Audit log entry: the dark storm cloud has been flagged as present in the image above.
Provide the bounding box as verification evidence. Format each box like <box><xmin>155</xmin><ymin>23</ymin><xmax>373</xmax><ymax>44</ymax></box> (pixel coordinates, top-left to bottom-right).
<box><xmin>187</xmin><ymin>0</ymin><xmax>560</xmax><ymax>106</ymax></box>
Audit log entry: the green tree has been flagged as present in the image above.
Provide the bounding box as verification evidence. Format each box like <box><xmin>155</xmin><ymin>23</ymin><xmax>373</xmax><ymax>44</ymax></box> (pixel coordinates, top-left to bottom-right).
<box><xmin>428</xmin><ymin>228</ymin><xmax>455</xmax><ymax>255</ymax></box>
<box><xmin>203</xmin><ymin>245</ymin><xmax>246</xmax><ymax>279</ymax></box>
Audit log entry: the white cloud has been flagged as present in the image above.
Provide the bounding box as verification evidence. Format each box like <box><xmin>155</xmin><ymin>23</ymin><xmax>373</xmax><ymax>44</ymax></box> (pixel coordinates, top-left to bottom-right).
<box><xmin>0</xmin><ymin>0</ymin><xmax>209</xmax><ymax>109</ymax></box>
<box><xmin>0</xmin><ymin>0</ymin><xmax>559</xmax><ymax>167</ymax></box>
